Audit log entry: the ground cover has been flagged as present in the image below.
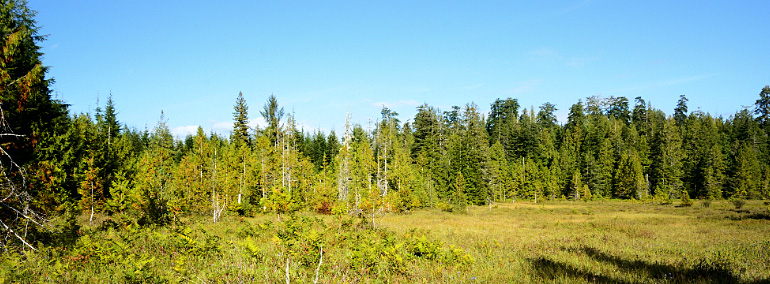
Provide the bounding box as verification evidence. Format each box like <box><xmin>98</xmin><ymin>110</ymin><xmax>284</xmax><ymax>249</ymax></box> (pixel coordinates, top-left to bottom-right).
<box><xmin>2</xmin><ymin>200</ymin><xmax>769</xmax><ymax>283</ymax></box>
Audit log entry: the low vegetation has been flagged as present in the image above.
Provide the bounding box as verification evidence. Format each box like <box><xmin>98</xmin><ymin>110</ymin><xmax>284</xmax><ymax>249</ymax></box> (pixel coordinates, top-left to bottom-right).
<box><xmin>3</xmin><ymin>200</ymin><xmax>768</xmax><ymax>283</ymax></box>
<box><xmin>2</xmin><ymin>1</ymin><xmax>770</xmax><ymax>283</ymax></box>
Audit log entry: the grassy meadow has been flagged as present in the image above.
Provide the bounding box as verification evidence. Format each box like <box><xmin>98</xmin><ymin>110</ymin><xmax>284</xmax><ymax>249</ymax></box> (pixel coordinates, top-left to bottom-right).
<box><xmin>3</xmin><ymin>200</ymin><xmax>770</xmax><ymax>283</ymax></box>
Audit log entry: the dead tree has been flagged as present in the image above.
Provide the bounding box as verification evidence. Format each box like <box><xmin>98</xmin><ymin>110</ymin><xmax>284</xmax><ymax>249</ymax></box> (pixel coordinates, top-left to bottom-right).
<box><xmin>0</xmin><ymin>105</ymin><xmax>48</xmax><ymax>252</ymax></box>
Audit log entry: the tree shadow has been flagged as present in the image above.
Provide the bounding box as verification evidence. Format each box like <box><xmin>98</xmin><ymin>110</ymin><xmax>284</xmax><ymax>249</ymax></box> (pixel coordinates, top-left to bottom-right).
<box><xmin>529</xmin><ymin>257</ymin><xmax>622</xmax><ymax>283</ymax></box>
<box><xmin>529</xmin><ymin>246</ymin><xmax>770</xmax><ymax>284</ymax></box>
<box><xmin>727</xmin><ymin>211</ymin><xmax>770</xmax><ymax>221</ymax></box>
<box><xmin>744</xmin><ymin>213</ymin><xmax>770</xmax><ymax>220</ymax></box>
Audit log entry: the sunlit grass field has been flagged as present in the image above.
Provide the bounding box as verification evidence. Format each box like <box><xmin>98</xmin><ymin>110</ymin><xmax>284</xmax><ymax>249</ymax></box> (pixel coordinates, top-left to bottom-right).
<box><xmin>4</xmin><ymin>200</ymin><xmax>769</xmax><ymax>283</ymax></box>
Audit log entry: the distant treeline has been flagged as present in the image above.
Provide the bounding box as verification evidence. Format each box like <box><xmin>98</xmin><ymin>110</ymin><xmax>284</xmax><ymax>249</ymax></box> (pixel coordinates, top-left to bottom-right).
<box><xmin>2</xmin><ymin>0</ymin><xmax>770</xmax><ymax>236</ymax></box>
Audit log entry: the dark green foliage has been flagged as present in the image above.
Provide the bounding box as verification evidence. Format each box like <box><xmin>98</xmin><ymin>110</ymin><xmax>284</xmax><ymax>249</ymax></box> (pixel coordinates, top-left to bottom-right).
<box><xmin>260</xmin><ymin>94</ymin><xmax>284</xmax><ymax>145</ymax></box>
<box><xmin>651</xmin><ymin>118</ymin><xmax>684</xmax><ymax>199</ymax></box>
<box><xmin>232</xmin><ymin>92</ymin><xmax>250</xmax><ymax>147</ymax></box>
<box><xmin>729</xmin><ymin>143</ymin><xmax>761</xmax><ymax>199</ymax></box>
<box><xmin>537</xmin><ymin>102</ymin><xmax>558</xmax><ymax>129</ymax></box>
<box><xmin>448</xmin><ymin>104</ymin><xmax>489</xmax><ymax>205</ymax></box>
<box><xmin>607</xmin><ymin>96</ymin><xmax>630</xmax><ymax>124</ymax></box>
<box><xmin>4</xmin><ymin>0</ymin><xmax>770</xmax><ymax>253</ymax></box>
<box><xmin>674</xmin><ymin>94</ymin><xmax>688</xmax><ymax>126</ymax></box>
<box><xmin>755</xmin><ymin>85</ymin><xmax>770</xmax><ymax>129</ymax></box>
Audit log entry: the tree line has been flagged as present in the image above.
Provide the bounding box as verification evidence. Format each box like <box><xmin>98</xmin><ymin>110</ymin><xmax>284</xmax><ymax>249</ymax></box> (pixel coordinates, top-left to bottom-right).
<box><xmin>2</xmin><ymin>0</ymin><xmax>770</xmax><ymax>249</ymax></box>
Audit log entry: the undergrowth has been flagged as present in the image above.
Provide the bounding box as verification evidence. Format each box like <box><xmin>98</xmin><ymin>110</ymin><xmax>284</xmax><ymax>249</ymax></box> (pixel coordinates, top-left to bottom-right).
<box><xmin>1</xmin><ymin>200</ymin><xmax>769</xmax><ymax>283</ymax></box>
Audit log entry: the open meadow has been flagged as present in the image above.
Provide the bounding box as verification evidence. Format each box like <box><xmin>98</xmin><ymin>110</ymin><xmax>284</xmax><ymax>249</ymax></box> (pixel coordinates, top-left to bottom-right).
<box><xmin>4</xmin><ymin>1</ymin><xmax>770</xmax><ymax>283</ymax></box>
<box><xmin>3</xmin><ymin>200</ymin><xmax>769</xmax><ymax>283</ymax></box>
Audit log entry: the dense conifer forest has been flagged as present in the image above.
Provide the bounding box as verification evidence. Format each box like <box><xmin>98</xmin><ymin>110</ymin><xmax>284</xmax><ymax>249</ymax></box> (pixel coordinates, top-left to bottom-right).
<box><xmin>4</xmin><ymin>2</ymin><xmax>770</xmax><ymax>282</ymax></box>
<box><xmin>2</xmin><ymin>0</ymin><xmax>770</xmax><ymax>251</ymax></box>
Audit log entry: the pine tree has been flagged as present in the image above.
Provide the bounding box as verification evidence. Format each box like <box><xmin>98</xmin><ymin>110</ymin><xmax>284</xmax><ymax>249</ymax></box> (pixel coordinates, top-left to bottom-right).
<box><xmin>674</xmin><ymin>95</ymin><xmax>688</xmax><ymax>126</ymax></box>
<box><xmin>632</xmin><ymin>96</ymin><xmax>648</xmax><ymax>134</ymax></box>
<box><xmin>488</xmin><ymin>141</ymin><xmax>509</xmax><ymax>202</ymax></box>
<box><xmin>614</xmin><ymin>150</ymin><xmax>646</xmax><ymax>199</ymax></box>
<box><xmin>133</xmin><ymin>112</ymin><xmax>175</xmax><ymax>224</ymax></box>
<box><xmin>232</xmin><ymin>91</ymin><xmax>250</xmax><ymax>147</ymax></box>
<box><xmin>607</xmin><ymin>96</ymin><xmax>630</xmax><ymax>124</ymax></box>
<box><xmin>596</xmin><ymin>139</ymin><xmax>615</xmax><ymax>197</ymax></box>
<box><xmin>260</xmin><ymin>94</ymin><xmax>284</xmax><ymax>146</ymax></box>
<box><xmin>487</xmin><ymin>98</ymin><xmax>520</xmax><ymax>149</ymax></box>
<box><xmin>451</xmin><ymin>172</ymin><xmax>468</xmax><ymax>212</ymax></box>
<box><xmin>449</xmin><ymin>103</ymin><xmax>490</xmax><ymax>205</ymax></box>
<box><xmin>755</xmin><ymin>86</ymin><xmax>770</xmax><ymax>130</ymax></box>
<box><xmin>729</xmin><ymin>143</ymin><xmax>760</xmax><ymax>199</ymax></box>
<box><xmin>1</xmin><ymin>0</ymin><xmax>71</xmax><ymax>217</ymax></box>
<box><xmin>702</xmin><ymin>145</ymin><xmax>725</xmax><ymax>200</ymax></box>
<box><xmin>537</xmin><ymin>102</ymin><xmax>558</xmax><ymax>129</ymax></box>
<box><xmin>651</xmin><ymin>118</ymin><xmax>684</xmax><ymax>199</ymax></box>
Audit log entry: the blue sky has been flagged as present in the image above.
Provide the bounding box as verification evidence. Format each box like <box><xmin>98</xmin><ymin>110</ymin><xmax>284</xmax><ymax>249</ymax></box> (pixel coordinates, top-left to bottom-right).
<box><xmin>29</xmin><ymin>0</ymin><xmax>769</xmax><ymax>137</ymax></box>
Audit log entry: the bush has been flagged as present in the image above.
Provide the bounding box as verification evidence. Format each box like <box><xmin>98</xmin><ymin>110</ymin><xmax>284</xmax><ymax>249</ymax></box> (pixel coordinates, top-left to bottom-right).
<box><xmin>731</xmin><ymin>199</ymin><xmax>746</xmax><ymax>210</ymax></box>
<box><xmin>436</xmin><ymin>202</ymin><xmax>453</xmax><ymax>212</ymax></box>
<box><xmin>680</xmin><ymin>190</ymin><xmax>693</xmax><ymax>207</ymax></box>
<box><xmin>702</xmin><ymin>199</ymin><xmax>711</xmax><ymax>208</ymax></box>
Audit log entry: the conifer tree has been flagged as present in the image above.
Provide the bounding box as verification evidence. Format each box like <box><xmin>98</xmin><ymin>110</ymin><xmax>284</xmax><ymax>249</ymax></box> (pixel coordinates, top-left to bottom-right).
<box><xmin>1</xmin><ymin>0</ymin><xmax>71</xmax><ymax>232</ymax></box>
<box><xmin>451</xmin><ymin>172</ymin><xmax>467</xmax><ymax>212</ymax></box>
<box><xmin>570</xmin><ymin>170</ymin><xmax>582</xmax><ymax>200</ymax></box>
<box><xmin>260</xmin><ymin>94</ymin><xmax>284</xmax><ymax>146</ymax></box>
<box><xmin>614</xmin><ymin>150</ymin><xmax>645</xmax><ymax>199</ymax></box>
<box><xmin>754</xmin><ymin>86</ymin><xmax>770</xmax><ymax>130</ymax></box>
<box><xmin>536</xmin><ymin>102</ymin><xmax>558</xmax><ymax>129</ymax></box>
<box><xmin>674</xmin><ymin>94</ymin><xmax>688</xmax><ymax>126</ymax></box>
<box><xmin>607</xmin><ymin>96</ymin><xmax>630</xmax><ymax>124</ymax></box>
<box><xmin>596</xmin><ymin>139</ymin><xmax>615</xmax><ymax>197</ymax></box>
<box><xmin>488</xmin><ymin>141</ymin><xmax>508</xmax><ymax>202</ymax></box>
<box><xmin>132</xmin><ymin>112</ymin><xmax>175</xmax><ymax>224</ymax></box>
<box><xmin>703</xmin><ymin>144</ymin><xmax>725</xmax><ymax>200</ymax></box>
<box><xmin>232</xmin><ymin>91</ymin><xmax>250</xmax><ymax>147</ymax></box>
<box><xmin>449</xmin><ymin>103</ymin><xmax>490</xmax><ymax>205</ymax></box>
<box><xmin>487</xmin><ymin>98</ymin><xmax>519</xmax><ymax>149</ymax></box>
<box><xmin>632</xmin><ymin>96</ymin><xmax>649</xmax><ymax>135</ymax></box>
<box><xmin>729</xmin><ymin>143</ymin><xmax>761</xmax><ymax>199</ymax></box>
<box><xmin>651</xmin><ymin>118</ymin><xmax>684</xmax><ymax>199</ymax></box>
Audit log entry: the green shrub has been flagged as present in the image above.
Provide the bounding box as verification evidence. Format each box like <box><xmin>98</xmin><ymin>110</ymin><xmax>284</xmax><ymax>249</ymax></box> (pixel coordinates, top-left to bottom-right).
<box><xmin>436</xmin><ymin>202</ymin><xmax>453</xmax><ymax>212</ymax></box>
<box><xmin>680</xmin><ymin>190</ymin><xmax>693</xmax><ymax>207</ymax></box>
<box><xmin>731</xmin><ymin>198</ymin><xmax>746</xmax><ymax>210</ymax></box>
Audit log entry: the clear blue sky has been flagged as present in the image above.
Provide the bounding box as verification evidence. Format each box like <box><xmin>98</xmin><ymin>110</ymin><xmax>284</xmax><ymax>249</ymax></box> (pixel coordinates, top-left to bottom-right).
<box><xmin>29</xmin><ymin>0</ymin><xmax>769</xmax><ymax>138</ymax></box>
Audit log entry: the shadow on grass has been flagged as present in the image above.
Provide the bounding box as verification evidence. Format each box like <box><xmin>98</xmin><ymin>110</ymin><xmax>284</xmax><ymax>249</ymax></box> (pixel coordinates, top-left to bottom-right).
<box><xmin>529</xmin><ymin>246</ymin><xmax>770</xmax><ymax>284</ymax></box>
<box><xmin>727</xmin><ymin>211</ymin><xmax>770</xmax><ymax>221</ymax></box>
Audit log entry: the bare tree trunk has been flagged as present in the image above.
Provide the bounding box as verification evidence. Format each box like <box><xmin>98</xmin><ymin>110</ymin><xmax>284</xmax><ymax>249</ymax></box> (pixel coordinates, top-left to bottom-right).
<box><xmin>285</xmin><ymin>258</ymin><xmax>290</xmax><ymax>284</ymax></box>
<box><xmin>90</xmin><ymin>180</ymin><xmax>94</xmax><ymax>225</ymax></box>
<box><xmin>313</xmin><ymin>245</ymin><xmax>323</xmax><ymax>284</ymax></box>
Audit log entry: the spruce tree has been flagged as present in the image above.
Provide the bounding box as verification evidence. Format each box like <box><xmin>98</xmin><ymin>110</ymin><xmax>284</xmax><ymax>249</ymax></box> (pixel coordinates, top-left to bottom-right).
<box><xmin>0</xmin><ymin>0</ymin><xmax>71</xmax><ymax>248</ymax></box>
<box><xmin>730</xmin><ymin>143</ymin><xmax>760</xmax><ymax>199</ymax></box>
<box><xmin>607</xmin><ymin>96</ymin><xmax>630</xmax><ymax>124</ymax></box>
<box><xmin>451</xmin><ymin>172</ymin><xmax>468</xmax><ymax>212</ymax></box>
<box><xmin>651</xmin><ymin>118</ymin><xmax>684</xmax><ymax>199</ymax></box>
<box><xmin>536</xmin><ymin>102</ymin><xmax>558</xmax><ymax>129</ymax></box>
<box><xmin>260</xmin><ymin>94</ymin><xmax>284</xmax><ymax>146</ymax></box>
<box><xmin>674</xmin><ymin>94</ymin><xmax>688</xmax><ymax>126</ymax></box>
<box><xmin>703</xmin><ymin>144</ymin><xmax>725</xmax><ymax>200</ymax></box>
<box><xmin>232</xmin><ymin>91</ymin><xmax>250</xmax><ymax>146</ymax></box>
<box><xmin>755</xmin><ymin>86</ymin><xmax>770</xmax><ymax>130</ymax></box>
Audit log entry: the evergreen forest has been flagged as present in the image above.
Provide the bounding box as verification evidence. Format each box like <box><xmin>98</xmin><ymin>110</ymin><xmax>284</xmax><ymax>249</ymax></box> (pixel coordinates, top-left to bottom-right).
<box><xmin>2</xmin><ymin>1</ymin><xmax>770</xmax><ymax>282</ymax></box>
<box><xmin>3</xmin><ymin>0</ymin><xmax>770</xmax><ymax>248</ymax></box>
